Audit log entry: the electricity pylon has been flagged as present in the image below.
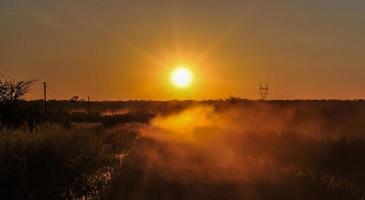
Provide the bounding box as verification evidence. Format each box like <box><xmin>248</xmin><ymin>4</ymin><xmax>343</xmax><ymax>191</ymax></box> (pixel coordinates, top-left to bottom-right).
<box><xmin>259</xmin><ymin>83</ymin><xmax>269</xmax><ymax>100</ymax></box>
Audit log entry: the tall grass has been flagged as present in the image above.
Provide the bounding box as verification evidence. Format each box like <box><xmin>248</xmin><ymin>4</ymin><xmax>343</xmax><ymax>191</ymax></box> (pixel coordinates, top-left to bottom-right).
<box><xmin>0</xmin><ymin>125</ymin><xmax>137</xmax><ymax>199</ymax></box>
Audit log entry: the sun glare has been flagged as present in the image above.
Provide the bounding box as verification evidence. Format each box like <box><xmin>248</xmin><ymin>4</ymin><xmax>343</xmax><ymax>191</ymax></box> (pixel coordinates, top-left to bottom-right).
<box><xmin>171</xmin><ymin>67</ymin><xmax>193</xmax><ymax>88</ymax></box>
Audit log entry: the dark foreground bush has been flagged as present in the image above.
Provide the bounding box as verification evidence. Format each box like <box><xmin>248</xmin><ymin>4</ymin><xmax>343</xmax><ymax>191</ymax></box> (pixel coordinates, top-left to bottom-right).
<box><xmin>0</xmin><ymin>125</ymin><xmax>137</xmax><ymax>199</ymax></box>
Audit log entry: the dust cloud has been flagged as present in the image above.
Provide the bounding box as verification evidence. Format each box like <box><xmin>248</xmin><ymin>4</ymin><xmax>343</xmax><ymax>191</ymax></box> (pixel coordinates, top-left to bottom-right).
<box><xmin>109</xmin><ymin>102</ymin><xmax>365</xmax><ymax>200</ymax></box>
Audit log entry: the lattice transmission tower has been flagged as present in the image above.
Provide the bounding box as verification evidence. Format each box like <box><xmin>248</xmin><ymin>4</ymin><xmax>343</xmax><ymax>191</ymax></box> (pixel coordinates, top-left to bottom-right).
<box><xmin>259</xmin><ymin>83</ymin><xmax>269</xmax><ymax>100</ymax></box>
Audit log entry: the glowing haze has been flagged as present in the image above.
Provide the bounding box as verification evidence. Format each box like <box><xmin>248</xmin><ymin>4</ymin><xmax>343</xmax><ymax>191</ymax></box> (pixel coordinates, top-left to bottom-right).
<box><xmin>1</xmin><ymin>0</ymin><xmax>365</xmax><ymax>100</ymax></box>
<box><xmin>171</xmin><ymin>67</ymin><xmax>193</xmax><ymax>88</ymax></box>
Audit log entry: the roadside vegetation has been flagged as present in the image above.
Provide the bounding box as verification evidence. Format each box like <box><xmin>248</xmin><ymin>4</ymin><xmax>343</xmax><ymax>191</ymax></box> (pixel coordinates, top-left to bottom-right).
<box><xmin>0</xmin><ymin>125</ymin><xmax>137</xmax><ymax>199</ymax></box>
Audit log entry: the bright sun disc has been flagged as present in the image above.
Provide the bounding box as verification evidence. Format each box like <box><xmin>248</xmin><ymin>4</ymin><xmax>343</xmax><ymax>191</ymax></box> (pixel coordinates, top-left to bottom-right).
<box><xmin>171</xmin><ymin>67</ymin><xmax>193</xmax><ymax>88</ymax></box>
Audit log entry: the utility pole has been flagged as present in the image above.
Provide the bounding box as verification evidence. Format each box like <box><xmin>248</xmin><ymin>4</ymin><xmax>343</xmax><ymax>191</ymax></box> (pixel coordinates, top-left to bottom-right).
<box><xmin>87</xmin><ymin>96</ymin><xmax>90</xmax><ymax>115</ymax></box>
<box><xmin>43</xmin><ymin>82</ymin><xmax>47</xmax><ymax>121</ymax></box>
<box><xmin>259</xmin><ymin>83</ymin><xmax>269</xmax><ymax>100</ymax></box>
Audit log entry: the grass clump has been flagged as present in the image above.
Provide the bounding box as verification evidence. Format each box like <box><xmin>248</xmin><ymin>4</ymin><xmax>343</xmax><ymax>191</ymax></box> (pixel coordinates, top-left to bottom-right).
<box><xmin>0</xmin><ymin>125</ymin><xmax>137</xmax><ymax>199</ymax></box>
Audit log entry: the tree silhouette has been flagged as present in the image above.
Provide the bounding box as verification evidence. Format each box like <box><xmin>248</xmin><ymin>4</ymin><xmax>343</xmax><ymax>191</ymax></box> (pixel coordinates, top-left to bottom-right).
<box><xmin>0</xmin><ymin>79</ymin><xmax>37</xmax><ymax>130</ymax></box>
<box><xmin>0</xmin><ymin>80</ymin><xmax>35</xmax><ymax>103</ymax></box>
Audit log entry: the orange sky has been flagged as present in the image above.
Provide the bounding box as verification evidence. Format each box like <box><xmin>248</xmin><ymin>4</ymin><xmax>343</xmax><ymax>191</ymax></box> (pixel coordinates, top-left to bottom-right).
<box><xmin>1</xmin><ymin>0</ymin><xmax>365</xmax><ymax>100</ymax></box>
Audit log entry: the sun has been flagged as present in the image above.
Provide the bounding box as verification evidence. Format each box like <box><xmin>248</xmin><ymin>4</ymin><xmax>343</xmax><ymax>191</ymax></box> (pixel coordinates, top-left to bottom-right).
<box><xmin>171</xmin><ymin>66</ymin><xmax>193</xmax><ymax>88</ymax></box>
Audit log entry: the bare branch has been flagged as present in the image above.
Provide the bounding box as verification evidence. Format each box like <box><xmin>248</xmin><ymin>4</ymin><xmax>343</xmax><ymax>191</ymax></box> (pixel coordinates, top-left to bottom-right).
<box><xmin>0</xmin><ymin>79</ymin><xmax>37</xmax><ymax>102</ymax></box>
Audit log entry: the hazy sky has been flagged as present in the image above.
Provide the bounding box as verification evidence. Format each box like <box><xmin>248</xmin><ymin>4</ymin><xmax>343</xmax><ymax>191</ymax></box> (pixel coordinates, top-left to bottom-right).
<box><xmin>1</xmin><ymin>0</ymin><xmax>364</xmax><ymax>100</ymax></box>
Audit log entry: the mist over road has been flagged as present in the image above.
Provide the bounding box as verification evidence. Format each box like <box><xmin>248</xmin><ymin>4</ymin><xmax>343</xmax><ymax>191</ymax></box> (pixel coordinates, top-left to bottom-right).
<box><xmin>108</xmin><ymin>103</ymin><xmax>365</xmax><ymax>200</ymax></box>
